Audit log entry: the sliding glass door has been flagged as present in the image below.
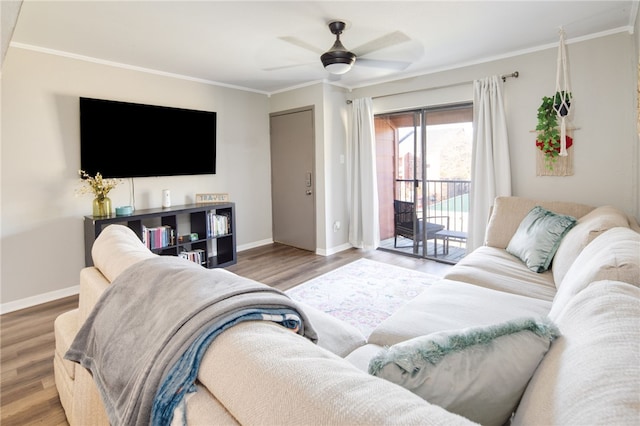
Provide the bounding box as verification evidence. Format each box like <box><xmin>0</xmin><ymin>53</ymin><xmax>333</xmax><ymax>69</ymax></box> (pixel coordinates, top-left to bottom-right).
<box><xmin>376</xmin><ymin>103</ymin><xmax>473</xmax><ymax>263</ymax></box>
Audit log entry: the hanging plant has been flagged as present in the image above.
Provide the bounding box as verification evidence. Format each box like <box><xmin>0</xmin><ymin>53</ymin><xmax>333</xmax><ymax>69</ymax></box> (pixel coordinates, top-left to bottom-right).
<box><xmin>535</xmin><ymin>28</ymin><xmax>574</xmax><ymax>176</ymax></box>
<box><xmin>535</xmin><ymin>92</ymin><xmax>573</xmax><ymax>170</ymax></box>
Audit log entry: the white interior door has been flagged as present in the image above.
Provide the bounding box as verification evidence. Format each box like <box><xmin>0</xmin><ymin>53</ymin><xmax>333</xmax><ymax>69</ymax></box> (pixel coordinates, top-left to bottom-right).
<box><xmin>270</xmin><ymin>108</ymin><xmax>315</xmax><ymax>251</ymax></box>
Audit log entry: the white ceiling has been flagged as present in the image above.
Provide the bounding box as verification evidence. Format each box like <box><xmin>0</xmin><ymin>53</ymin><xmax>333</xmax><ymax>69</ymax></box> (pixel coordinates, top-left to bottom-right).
<box><xmin>9</xmin><ymin>1</ymin><xmax>639</xmax><ymax>94</ymax></box>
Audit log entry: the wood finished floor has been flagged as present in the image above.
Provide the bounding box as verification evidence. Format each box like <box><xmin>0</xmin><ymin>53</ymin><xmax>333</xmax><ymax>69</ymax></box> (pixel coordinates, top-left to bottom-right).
<box><xmin>0</xmin><ymin>243</ymin><xmax>451</xmax><ymax>425</ymax></box>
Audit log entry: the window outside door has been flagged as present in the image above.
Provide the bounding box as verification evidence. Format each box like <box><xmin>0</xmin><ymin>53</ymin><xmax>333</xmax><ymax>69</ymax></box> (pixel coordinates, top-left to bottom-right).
<box><xmin>376</xmin><ymin>103</ymin><xmax>472</xmax><ymax>263</ymax></box>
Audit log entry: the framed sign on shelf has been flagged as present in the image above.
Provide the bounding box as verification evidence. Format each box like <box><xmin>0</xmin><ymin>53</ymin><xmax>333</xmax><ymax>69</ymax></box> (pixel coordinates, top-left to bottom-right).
<box><xmin>195</xmin><ymin>193</ymin><xmax>229</xmax><ymax>203</ymax></box>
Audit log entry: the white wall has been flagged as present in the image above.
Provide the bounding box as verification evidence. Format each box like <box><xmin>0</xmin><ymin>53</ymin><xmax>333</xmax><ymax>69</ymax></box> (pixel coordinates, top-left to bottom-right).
<box><xmin>1</xmin><ymin>47</ymin><xmax>272</xmax><ymax>310</ymax></box>
<box><xmin>635</xmin><ymin>7</ymin><xmax>640</xmax><ymax>219</ymax></box>
<box><xmin>352</xmin><ymin>32</ymin><xmax>639</xmax><ymax>220</ymax></box>
<box><xmin>321</xmin><ymin>83</ymin><xmax>351</xmax><ymax>253</ymax></box>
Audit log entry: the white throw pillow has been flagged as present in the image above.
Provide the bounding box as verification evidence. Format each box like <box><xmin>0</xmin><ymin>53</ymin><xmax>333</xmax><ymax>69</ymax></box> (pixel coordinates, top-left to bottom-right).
<box><xmin>368</xmin><ymin>317</ymin><xmax>559</xmax><ymax>426</ymax></box>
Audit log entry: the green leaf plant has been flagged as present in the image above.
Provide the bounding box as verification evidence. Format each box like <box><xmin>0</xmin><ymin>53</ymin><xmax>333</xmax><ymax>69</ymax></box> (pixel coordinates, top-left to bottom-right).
<box><xmin>536</xmin><ymin>91</ymin><xmax>572</xmax><ymax>171</ymax></box>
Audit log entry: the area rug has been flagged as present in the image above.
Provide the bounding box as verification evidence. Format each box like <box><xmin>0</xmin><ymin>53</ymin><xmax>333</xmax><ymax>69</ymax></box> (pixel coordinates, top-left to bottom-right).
<box><xmin>286</xmin><ymin>258</ymin><xmax>439</xmax><ymax>337</ymax></box>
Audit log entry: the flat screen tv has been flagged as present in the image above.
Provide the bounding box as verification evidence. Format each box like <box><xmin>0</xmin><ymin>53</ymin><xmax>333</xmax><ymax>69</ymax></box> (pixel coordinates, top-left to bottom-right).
<box><xmin>80</xmin><ymin>97</ymin><xmax>216</xmax><ymax>178</ymax></box>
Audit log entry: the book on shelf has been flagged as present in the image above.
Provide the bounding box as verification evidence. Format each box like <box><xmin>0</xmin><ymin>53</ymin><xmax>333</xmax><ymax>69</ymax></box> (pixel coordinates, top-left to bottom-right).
<box><xmin>142</xmin><ymin>225</ymin><xmax>174</xmax><ymax>250</ymax></box>
<box><xmin>206</xmin><ymin>212</ymin><xmax>231</xmax><ymax>238</ymax></box>
<box><xmin>179</xmin><ymin>248</ymin><xmax>207</xmax><ymax>266</ymax></box>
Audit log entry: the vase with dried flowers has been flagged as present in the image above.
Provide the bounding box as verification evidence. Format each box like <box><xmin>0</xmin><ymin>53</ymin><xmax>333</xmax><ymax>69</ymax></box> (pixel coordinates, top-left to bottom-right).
<box><xmin>77</xmin><ymin>170</ymin><xmax>121</xmax><ymax>217</ymax></box>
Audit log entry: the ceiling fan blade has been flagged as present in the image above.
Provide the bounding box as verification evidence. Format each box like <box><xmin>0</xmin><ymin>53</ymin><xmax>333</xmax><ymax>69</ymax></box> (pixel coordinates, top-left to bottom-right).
<box><xmin>352</xmin><ymin>31</ymin><xmax>411</xmax><ymax>57</ymax></box>
<box><xmin>356</xmin><ymin>58</ymin><xmax>412</xmax><ymax>71</ymax></box>
<box><xmin>262</xmin><ymin>61</ymin><xmax>317</xmax><ymax>72</ymax></box>
<box><xmin>279</xmin><ymin>36</ymin><xmax>324</xmax><ymax>55</ymax></box>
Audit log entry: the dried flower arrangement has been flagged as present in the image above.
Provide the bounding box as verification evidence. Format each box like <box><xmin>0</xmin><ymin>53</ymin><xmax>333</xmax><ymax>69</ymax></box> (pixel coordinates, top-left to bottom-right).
<box><xmin>77</xmin><ymin>170</ymin><xmax>121</xmax><ymax>200</ymax></box>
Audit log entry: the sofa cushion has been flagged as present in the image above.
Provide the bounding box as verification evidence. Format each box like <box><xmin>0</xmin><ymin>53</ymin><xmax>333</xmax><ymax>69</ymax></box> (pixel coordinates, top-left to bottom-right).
<box><xmin>295</xmin><ymin>302</ymin><xmax>366</xmax><ymax>357</ymax></box>
<box><xmin>512</xmin><ymin>281</ymin><xmax>640</xmax><ymax>425</ymax></box>
<box><xmin>368</xmin><ymin>279</ymin><xmax>552</xmax><ymax>347</ymax></box>
<box><xmin>181</xmin><ymin>384</ymin><xmax>240</xmax><ymax>425</ymax></box>
<box><xmin>91</xmin><ymin>224</ymin><xmax>156</xmax><ymax>282</ymax></box>
<box><xmin>549</xmin><ymin>227</ymin><xmax>640</xmax><ymax>320</ymax></box>
<box><xmin>552</xmin><ymin>205</ymin><xmax>633</xmax><ymax>286</ymax></box>
<box><xmin>345</xmin><ymin>343</ymin><xmax>385</xmax><ymax>372</ymax></box>
<box><xmin>443</xmin><ymin>246</ymin><xmax>557</xmax><ymax>300</ymax></box>
<box><xmin>198</xmin><ymin>321</ymin><xmax>475</xmax><ymax>425</ymax></box>
<box><xmin>506</xmin><ymin>206</ymin><xmax>577</xmax><ymax>273</ymax></box>
<box><xmin>369</xmin><ymin>318</ymin><xmax>559</xmax><ymax>426</ymax></box>
<box><xmin>484</xmin><ymin>197</ymin><xmax>594</xmax><ymax>249</ymax></box>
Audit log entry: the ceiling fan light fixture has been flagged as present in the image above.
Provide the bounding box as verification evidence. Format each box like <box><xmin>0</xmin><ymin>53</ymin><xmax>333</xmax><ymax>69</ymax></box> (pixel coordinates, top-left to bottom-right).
<box><xmin>324</xmin><ymin>62</ymin><xmax>353</xmax><ymax>75</ymax></box>
<box><xmin>321</xmin><ymin>20</ymin><xmax>356</xmax><ymax>75</ymax></box>
<box><xmin>321</xmin><ymin>49</ymin><xmax>356</xmax><ymax>74</ymax></box>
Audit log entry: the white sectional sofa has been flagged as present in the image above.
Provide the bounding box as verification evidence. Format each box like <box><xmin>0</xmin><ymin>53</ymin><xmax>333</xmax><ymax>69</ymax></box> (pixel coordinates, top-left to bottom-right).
<box><xmin>54</xmin><ymin>196</ymin><xmax>640</xmax><ymax>425</ymax></box>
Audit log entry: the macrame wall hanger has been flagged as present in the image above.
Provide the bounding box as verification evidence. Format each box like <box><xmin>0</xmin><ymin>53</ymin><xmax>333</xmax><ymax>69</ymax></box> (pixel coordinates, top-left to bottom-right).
<box><xmin>554</xmin><ymin>27</ymin><xmax>571</xmax><ymax>157</ymax></box>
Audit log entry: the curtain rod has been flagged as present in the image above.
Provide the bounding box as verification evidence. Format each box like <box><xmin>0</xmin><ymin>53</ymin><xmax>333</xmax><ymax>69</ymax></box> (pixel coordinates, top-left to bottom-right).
<box><xmin>346</xmin><ymin>71</ymin><xmax>519</xmax><ymax>104</ymax></box>
<box><xmin>501</xmin><ymin>71</ymin><xmax>519</xmax><ymax>82</ymax></box>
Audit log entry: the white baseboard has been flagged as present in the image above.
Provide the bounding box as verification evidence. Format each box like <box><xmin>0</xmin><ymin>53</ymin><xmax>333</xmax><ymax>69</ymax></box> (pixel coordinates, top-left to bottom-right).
<box><xmin>1</xmin><ymin>285</ymin><xmax>79</xmax><ymax>315</ymax></box>
<box><xmin>237</xmin><ymin>238</ymin><xmax>274</xmax><ymax>252</ymax></box>
<box><xmin>317</xmin><ymin>243</ymin><xmax>353</xmax><ymax>256</ymax></box>
<box><xmin>240</xmin><ymin>239</ymin><xmax>353</xmax><ymax>256</ymax></box>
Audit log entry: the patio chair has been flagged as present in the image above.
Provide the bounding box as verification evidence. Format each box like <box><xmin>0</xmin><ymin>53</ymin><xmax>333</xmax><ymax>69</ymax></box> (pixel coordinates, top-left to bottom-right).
<box><xmin>393</xmin><ymin>200</ymin><xmax>449</xmax><ymax>255</ymax></box>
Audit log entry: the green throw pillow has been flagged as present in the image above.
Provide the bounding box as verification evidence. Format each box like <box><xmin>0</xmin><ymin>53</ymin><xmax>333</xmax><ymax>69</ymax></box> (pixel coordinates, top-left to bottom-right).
<box><xmin>506</xmin><ymin>206</ymin><xmax>577</xmax><ymax>272</ymax></box>
<box><xmin>368</xmin><ymin>317</ymin><xmax>559</xmax><ymax>426</ymax></box>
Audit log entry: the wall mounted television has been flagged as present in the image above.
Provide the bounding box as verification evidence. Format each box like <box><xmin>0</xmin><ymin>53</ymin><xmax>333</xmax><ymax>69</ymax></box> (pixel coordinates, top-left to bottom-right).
<box><xmin>80</xmin><ymin>97</ymin><xmax>216</xmax><ymax>178</ymax></box>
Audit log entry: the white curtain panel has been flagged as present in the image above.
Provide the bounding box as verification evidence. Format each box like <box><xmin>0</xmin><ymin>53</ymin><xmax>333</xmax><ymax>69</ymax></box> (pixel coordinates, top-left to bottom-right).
<box><xmin>347</xmin><ymin>98</ymin><xmax>380</xmax><ymax>249</ymax></box>
<box><xmin>468</xmin><ymin>76</ymin><xmax>512</xmax><ymax>252</ymax></box>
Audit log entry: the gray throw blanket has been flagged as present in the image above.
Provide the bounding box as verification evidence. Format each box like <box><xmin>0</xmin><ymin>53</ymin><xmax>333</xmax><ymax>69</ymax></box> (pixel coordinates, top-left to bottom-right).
<box><xmin>65</xmin><ymin>256</ymin><xmax>317</xmax><ymax>426</ymax></box>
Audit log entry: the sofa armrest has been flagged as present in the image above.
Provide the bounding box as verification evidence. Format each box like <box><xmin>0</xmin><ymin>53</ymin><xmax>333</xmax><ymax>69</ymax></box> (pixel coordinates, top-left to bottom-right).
<box><xmin>78</xmin><ymin>267</ymin><xmax>110</xmax><ymax>325</ymax></box>
<box><xmin>91</xmin><ymin>224</ymin><xmax>156</xmax><ymax>283</ymax></box>
<box><xmin>79</xmin><ymin>225</ymin><xmax>156</xmax><ymax>326</ymax></box>
<box><xmin>71</xmin><ymin>364</ymin><xmax>110</xmax><ymax>426</ymax></box>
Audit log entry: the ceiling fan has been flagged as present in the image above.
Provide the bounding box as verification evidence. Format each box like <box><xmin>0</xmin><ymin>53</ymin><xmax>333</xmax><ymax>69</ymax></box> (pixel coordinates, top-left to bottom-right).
<box><xmin>271</xmin><ymin>20</ymin><xmax>418</xmax><ymax>76</ymax></box>
<box><xmin>321</xmin><ymin>21</ymin><xmax>356</xmax><ymax>75</ymax></box>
